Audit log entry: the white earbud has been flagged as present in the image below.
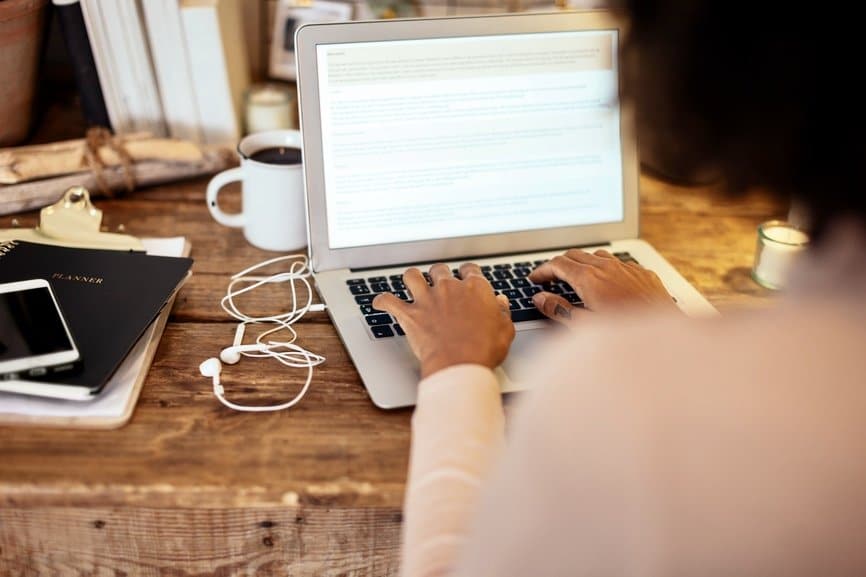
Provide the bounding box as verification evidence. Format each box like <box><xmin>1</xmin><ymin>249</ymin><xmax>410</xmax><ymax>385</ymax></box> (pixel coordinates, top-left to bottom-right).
<box><xmin>219</xmin><ymin>343</ymin><xmax>268</xmax><ymax>365</ymax></box>
<box><xmin>200</xmin><ymin>254</ymin><xmax>327</xmax><ymax>412</ymax></box>
<box><xmin>199</xmin><ymin>357</ymin><xmax>225</xmax><ymax>397</ymax></box>
<box><xmin>199</xmin><ymin>357</ymin><xmax>222</xmax><ymax>382</ymax></box>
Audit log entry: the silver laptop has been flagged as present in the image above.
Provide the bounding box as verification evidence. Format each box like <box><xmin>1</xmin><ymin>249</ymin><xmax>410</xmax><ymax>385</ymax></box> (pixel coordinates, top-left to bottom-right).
<box><xmin>295</xmin><ymin>11</ymin><xmax>716</xmax><ymax>409</ymax></box>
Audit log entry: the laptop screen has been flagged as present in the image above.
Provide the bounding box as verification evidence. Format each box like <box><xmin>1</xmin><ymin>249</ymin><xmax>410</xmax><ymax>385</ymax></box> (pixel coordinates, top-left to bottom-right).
<box><xmin>315</xmin><ymin>29</ymin><xmax>623</xmax><ymax>250</ymax></box>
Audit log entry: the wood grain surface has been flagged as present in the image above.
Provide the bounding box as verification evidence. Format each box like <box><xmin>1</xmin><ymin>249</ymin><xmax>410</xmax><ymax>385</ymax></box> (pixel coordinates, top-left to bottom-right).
<box><xmin>0</xmin><ymin>174</ymin><xmax>786</xmax><ymax>575</ymax></box>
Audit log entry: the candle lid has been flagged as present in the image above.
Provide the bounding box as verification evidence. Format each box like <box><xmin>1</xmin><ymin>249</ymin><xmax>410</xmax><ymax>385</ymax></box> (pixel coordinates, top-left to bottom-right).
<box><xmin>758</xmin><ymin>220</ymin><xmax>810</xmax><ymax>246</ymax></box>
<box><xmin>246</xmin><ymin>83</ymin><xmax>293</xmax><ymax>106</ymax></box>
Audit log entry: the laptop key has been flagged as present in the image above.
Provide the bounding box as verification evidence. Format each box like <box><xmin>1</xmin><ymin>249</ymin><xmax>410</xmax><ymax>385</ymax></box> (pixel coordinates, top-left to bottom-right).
<box><xmin>514</xmin><ymin>261</ymin><xmax>531</xmax><ymax>268</ymax></box>
<box><xmin>510</xmin><ymin>277</ymin><xmax>530</xmax><ymax>288</ymax></box>
<box><xmin>360</xmin><ymin>304</ymin><xmax>384</xmax><ymax>315</ymax></box>
<box><xmin>523</xmin><ymin>286</ymin><xmax>542</xmax><ymax>297</ymax></box>
<box><xmin>493</xmin><ymin>270</ymin><xmax>513</xmax><ymax>280</ymax></box>
<box><xmin>394</xmin><ymin>290</ymin><xmax>410</xmax><ymax>301</ymax></box>
<box><xmin>391</xmin><ymin>280</ymin><xmax>406</xmax><ymax>290</ymax></box>
<box><xmin>519</xmin><ymin>297</ymin><xmax>535</xmax><ymax>309</ymax></box>
<box><xmin>370</xmin><ymin>282</ymin><xmax>391</xmax><ymax>293</ymax></box>
<box><xmin>350</xmin><ymin>284</ymin><xmax>371</xmax><ymax>295</ymax></box>
<box><xmin>481</xmin><ymin>265</ymin><xmax>492</xmax><ymax>272</ymax></box>
<box><xmin>394</xmin><ymin>324</ymin><xmax>405</xmax><ymax>336</ymax></box>
<box><xmin>347</xmin><ymin>278</ymin><xmax>366</xmax><ymax>285</ymax></box>
<box><xmin>511</xmin><ymin>308</ymin><xmax>546</xmax><ymax>323</ymax></box>
<box><xmin>371</xmin><ymin>325</ymin><xmax>395</xmax><ymax>339</ymax></box>
<box><xmin>615</xmin><ymin>252</ymin><xmax>639</xmax><ymax>264</ymax></box>
<box><xmin>491</xmin><ymin>280</ymin><xmax>509</xmax><ymax>290</ymax></box>
<box><xmin>563</xmin><ymin>293</ymin><xmax>583</xmax><ymax>305</ymax></box>
<box><xmin>365</xmin><ymin>313</ymin><xmax>392</xmax><ymax>326</ymax></box>
<box><xmin>355</xmin><ymin>294</ymin><xmax>376</xmax><ymax>305</ymax></box>
<box><xmin>389</xmin><ymin>274</ymin><xmax>403</xmax><ymax>281</ymax></box>
<box><xmin>513</xmin><ymin>267</ymin><xmax>531</xmax><ymax>278</ymax></box>
<box><xmin>368</xmin><ymin>276</ymin><xmax>387</xmax><ymax>283</ymax></box>
<box><xmin>483</xmin><ymin>272</ymin><xmax>494</xmax><ymax>281</ymax></box>
<box><xmin>493</xmin><ymin>263</ymin><xmax>512</xmax><ymax>269</ymax></box>
<box><xmin>509</xmin><ymin>299</ymin><xmax>521</xmax><ymax>311</ymax></box>
<box><xmin>503</xmin><ymin>288</ymin><xmax>522</xmax><ymax>299</ymax></box>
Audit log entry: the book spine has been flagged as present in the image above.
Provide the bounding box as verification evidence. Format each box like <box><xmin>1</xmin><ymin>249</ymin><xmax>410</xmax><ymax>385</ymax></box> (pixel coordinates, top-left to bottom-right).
<box><xmin>141</xmin><ymin>0</ymin><xmax>202</xmax><ymax>142</ymax></box>
<box><xmin>181</xmin><ymin>4</ymin><xmax>241</xmax><ymax>146</ymax></box>
<box><xmin>52</xmin><ymin>0</ymin><xmax>112</xmax><ymax>129</ymax></box>
<box><xmin>79</xmin><ymin>0</ymin><xmax>128</xmax><ymax>133</ymax></box>
<box><xmin>218</xmin><ymin>0</ymin><xmax>251</xmax><ymax>135</ymax></box>
<box><xmin>106</xmin><ymin>0</ymin><xmax>165</xmax><ymax>136</ymax></box>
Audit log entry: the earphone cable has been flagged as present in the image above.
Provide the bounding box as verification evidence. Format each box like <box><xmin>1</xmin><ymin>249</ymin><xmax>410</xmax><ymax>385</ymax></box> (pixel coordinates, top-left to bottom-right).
<box><xmin>206</xmin><ymin>254</ymin><xmax>326</xmax><ymax>412</ymax></box>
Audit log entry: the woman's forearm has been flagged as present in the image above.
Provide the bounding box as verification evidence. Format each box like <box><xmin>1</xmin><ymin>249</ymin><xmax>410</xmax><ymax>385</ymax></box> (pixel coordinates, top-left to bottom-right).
<box><xmin>400</xmin><ymin>364</ymin><xmax>506</xmax><ymax>577</ymax></box>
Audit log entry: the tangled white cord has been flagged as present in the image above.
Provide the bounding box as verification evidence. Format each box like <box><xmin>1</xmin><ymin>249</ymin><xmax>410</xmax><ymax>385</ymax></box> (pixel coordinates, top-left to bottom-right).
<box><xmin>200</xmin><ymin>254</ymin><xmax>326</xmax><ymax>412</ymax></box>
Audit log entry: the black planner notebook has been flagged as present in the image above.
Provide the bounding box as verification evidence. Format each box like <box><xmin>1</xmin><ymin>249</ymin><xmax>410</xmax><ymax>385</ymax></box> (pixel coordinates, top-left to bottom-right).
<box><xmin>0</xmin><ymin>241</ymin><xmax>192</xmax><ymax>397</ymax></box>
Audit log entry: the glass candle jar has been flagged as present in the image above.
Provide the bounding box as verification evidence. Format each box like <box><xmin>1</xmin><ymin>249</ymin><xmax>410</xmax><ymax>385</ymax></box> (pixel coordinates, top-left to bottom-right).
<box><xmin>245</xmin><ymin>83</ymin><xmax>295</xmax><ymax>134</ymax></box>
<box><xmin>752</xmin><ymin>220</ymin><xmax>810</xmax><ymax>290</ymax></box>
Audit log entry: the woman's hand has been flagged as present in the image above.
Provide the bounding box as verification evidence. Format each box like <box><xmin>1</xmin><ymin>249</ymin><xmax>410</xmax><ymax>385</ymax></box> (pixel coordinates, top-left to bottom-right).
<box><xmin>529</xmin><ymin>249</ymin><xmax>678</xmax><ymax>324</ymax></box>
<box><xmin>373</xmin><ymin>263</ymin><xmax>515</xmax><ymax>378</ymax></box>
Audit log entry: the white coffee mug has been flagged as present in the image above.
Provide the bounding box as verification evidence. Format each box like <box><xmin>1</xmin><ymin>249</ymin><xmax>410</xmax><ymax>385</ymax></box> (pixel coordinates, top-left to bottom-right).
<box><xmin>207</xmin><ymin>130</ymin><xmax>306</xmax><ymax>251</ymax></box>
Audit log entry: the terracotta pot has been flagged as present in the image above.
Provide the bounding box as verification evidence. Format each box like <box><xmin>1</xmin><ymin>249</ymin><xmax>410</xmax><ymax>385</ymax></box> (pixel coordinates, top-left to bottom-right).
<box><xmin>0</xmin><ymin>0</ymin><xmax>48</xmax><ymax>146</ymax></box>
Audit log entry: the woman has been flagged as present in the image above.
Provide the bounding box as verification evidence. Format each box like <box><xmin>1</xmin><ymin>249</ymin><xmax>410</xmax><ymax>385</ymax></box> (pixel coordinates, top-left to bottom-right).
<box><xmin>374</xmin><ymin>1</ymin><xmax>866</xmax><ymax>575</ymax></box>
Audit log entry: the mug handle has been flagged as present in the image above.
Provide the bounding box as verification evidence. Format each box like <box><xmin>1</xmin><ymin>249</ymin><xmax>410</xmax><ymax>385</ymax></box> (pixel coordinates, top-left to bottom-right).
<box><xmin>206</xmin><ymin>167</ymin><xmax>245</xmax><ymax>228</ymax></box>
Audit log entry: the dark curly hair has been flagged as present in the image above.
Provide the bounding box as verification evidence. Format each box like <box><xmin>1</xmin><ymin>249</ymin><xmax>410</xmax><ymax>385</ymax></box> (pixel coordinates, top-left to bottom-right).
<box><xmin>613</xmin><ymin>1</ymin><xmax>864</xmax><ymax>238</ymax></box>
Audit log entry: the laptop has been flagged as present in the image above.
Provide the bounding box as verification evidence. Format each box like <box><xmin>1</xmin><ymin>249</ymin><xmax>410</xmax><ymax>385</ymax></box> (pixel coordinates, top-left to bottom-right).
<box><xmin>295</xmin><ymin>11</ymin><xmax>717</xmax><ymax>409</ymax></box>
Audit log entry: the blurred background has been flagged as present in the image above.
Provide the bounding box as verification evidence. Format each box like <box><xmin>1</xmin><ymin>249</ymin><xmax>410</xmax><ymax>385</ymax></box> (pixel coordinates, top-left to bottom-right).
<box><xmin>1</xmin><ymin>0</ymin><xmax>604</xmax><ymax>147</ymax></box>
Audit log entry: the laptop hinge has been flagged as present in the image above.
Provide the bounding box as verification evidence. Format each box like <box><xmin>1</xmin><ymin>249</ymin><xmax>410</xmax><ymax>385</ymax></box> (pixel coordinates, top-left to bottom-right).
<box><xmin>348</xmin><ymin>242</ymin><xmax>613</xmax><ymax>272</ymax></box>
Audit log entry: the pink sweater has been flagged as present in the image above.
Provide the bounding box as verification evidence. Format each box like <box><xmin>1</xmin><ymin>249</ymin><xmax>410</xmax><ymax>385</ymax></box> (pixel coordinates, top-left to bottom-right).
<box><xmin>401</xmin><ymin>228</ymin><xmax>866</xmax><ymax>577</ymax></box>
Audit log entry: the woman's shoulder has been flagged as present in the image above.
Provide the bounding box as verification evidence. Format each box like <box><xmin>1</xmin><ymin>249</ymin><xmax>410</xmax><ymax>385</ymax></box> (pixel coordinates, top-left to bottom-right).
<box><xmin>519</xmin><ymin>300</ymin><xmax>866</xmax><ymax>457</ymax></box>
<box><xmin>542</xmin><ymin>299</ymin><xmax>865</xmax><ymax>393</ymax></box>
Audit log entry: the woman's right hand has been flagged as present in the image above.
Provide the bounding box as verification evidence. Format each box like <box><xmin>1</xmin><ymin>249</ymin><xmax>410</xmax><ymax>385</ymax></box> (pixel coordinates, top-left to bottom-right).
<box><xmin>528</xmin><ymin>249</ymin><xmax>679</xmax><ymax>324</ymax></box>
<box><xmin>373</xmin><ymin>263</ymin><xmax>515</xmax><ymax>378</ymax></box>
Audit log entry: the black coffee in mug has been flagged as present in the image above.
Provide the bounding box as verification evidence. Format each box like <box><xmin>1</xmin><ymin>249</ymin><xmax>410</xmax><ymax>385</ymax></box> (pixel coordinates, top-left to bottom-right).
<box><xmin>250</xmin><ymin>146</ymin><xmax>302</xmax><ymax>165</ymax></box>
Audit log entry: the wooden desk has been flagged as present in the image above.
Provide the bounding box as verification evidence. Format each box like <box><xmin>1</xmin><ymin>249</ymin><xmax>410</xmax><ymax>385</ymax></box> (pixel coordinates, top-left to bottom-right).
<box><xmin>0</xmin><ymin>175</ymin><xmax>783</xmax><ymax>574</ymax></box>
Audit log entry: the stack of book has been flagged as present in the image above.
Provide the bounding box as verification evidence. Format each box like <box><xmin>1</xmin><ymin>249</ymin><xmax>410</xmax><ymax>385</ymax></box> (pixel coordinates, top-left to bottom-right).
<box><xmin>0</xmin><ymin>238</ymin><xmax>193</xmax><ymax>428</ymax></box>
<box><xmin>53</xmin><ymin>0</ymin><xmax>251</xmax><ymax>146</ymax></box>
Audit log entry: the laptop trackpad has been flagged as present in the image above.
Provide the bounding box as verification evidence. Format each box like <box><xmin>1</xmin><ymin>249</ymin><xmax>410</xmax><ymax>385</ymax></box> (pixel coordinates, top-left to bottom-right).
<box><xmin>500</xmin><ymin>325</ymin><xmax>554</xmax><ymax>390</ymax></box>
<box><xmin>384</xmin><ymin>322</ymin><xmax>551</xmax><ymax>395</ymax></box>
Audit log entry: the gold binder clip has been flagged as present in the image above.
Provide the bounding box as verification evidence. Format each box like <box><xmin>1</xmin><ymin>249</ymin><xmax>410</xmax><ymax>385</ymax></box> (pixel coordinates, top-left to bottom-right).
<box><xmin>0</xmin><ymin>187</ymin><xmax>144</xmax><ymax>251</ymax></box>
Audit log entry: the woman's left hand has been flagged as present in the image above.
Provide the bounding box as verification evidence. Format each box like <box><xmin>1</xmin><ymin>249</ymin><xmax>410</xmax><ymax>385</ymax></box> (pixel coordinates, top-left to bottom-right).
<box><xmin>372</xmin><ymin>263</ymin><xmax>515</xmax><ymax>379</ymax></box>
<box><xmin>528</xmin><ymin>248</ymin><xmax>679</xmax><ymax>324</ymax></box>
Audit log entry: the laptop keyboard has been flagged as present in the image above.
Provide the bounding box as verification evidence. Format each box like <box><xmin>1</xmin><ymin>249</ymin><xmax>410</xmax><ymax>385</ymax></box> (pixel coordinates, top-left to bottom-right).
<box><xmin>347</xmin><ymin>252</ymin><xmax>639</xmax><ymax>339</ymax></box>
